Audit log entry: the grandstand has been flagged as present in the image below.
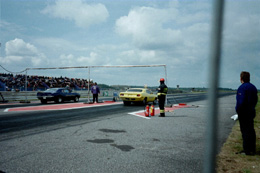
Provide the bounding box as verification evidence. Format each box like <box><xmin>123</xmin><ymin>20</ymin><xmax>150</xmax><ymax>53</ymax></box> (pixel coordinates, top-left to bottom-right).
<box><xmin>0</xmin><ymin>73</ymin><xmax>93</xmax><ymax>91</ymax></box>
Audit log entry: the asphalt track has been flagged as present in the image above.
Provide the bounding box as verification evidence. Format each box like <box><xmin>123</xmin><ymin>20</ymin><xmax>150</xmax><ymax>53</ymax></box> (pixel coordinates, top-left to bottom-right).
<box><xmin>0</xmin><ymin>92</ymin><xmax>236</xmax><ymax>173</ymax></box>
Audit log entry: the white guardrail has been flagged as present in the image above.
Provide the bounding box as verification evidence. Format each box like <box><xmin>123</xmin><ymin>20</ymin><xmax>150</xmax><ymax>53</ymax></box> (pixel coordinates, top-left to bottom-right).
<box><xmin>0</xmin><ymin>90</ymin><xmax>124</xmax><ymax>102</ymax></box>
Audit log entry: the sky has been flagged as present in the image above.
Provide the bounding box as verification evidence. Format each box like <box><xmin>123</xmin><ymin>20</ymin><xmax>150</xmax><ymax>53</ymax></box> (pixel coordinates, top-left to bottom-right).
<box><xmin>0</xmin><ymin>0</ymin><xmax>259</xmax><ymax>89</ymax></box>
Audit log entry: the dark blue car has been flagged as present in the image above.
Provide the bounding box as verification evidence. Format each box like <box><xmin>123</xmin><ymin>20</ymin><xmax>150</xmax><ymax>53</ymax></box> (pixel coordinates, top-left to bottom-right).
<box><xmin>37</xmin><ymin>88</ymin><xmax>80</xmax><ymax>104</ymax></box>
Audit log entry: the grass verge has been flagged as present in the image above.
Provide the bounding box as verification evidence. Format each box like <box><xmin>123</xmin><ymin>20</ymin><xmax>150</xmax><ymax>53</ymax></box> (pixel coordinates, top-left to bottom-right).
<box><xmin>217</xmin><ymin>93</ymin><xmax>260</xmax><ymax>173</ymax></box>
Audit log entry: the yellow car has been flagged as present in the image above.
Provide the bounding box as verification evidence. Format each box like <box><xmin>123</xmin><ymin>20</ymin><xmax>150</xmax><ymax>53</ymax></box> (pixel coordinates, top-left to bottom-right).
<box><xmin>119</xmin><ymin>88</ymin><xmax>157</xmax><ymax>105</ymax></box>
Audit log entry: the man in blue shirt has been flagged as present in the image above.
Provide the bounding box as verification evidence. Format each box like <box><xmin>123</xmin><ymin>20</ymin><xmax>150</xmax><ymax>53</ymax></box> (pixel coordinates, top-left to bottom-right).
<box><xmin>236</xmin><ymin>71</ymin><xmax>258</xmax><ymax>155</ymax></box>
<box><xmin>91</xmin><ymin>82</ymin><xmax>100</xmax><ymax>103</ymax></box>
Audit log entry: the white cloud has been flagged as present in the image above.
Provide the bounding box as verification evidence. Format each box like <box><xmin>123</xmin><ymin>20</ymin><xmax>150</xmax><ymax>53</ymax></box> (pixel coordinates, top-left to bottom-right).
<box><xmin>115</xmin><ymin>4</ymin><xmax>210</xmax><ymax>67</ymax></box>
<box><xmin>115</xmin><ymin>49</ymin><xmax>158</xmax><ymax>65</ymax></box>
<box><xmin>58</xmin><ymin>51</ymin><xmax>106</xmax><ymax>67</ymax></box>
<box><xmin>42</xmin><ymin>0</ymin><xmax>109</xmax><ymax>29</ymax></box>
<box><xmin>223</xmin><ymin>3</ymin><xmax>260</xmax><ymax>43</ymax></box>
<box><xmin>0</xmin><ymin>20</ymin><xmax>25</xmax><ymax>34</ymax></box>
<box><xmin>115</xmin><ymin>6</ymin><xmax>180</xmax><ymax>50</ymax></box>
<box><xmin>220</xmin><ymin>1</ymin><xmax>260</xmax><ymax>88</ymax></box>
<box><xmin>0</xmin><ymin>56</ymin><xmax>23</xmax><ymax>64</ymax></box>
<box><xmin>1</xmin><ymin>38</ymin><xmax>48</xmax><ymax>68</ymax></box>
<box><xmin>6</xmin><ymin>38</ymin><xmax>38</xmax><ymax>56</ymax></box>
<box><xmin>34</xmin><ymin>37</ymin><xmax>82</xmax><ymax>56</ymax></box>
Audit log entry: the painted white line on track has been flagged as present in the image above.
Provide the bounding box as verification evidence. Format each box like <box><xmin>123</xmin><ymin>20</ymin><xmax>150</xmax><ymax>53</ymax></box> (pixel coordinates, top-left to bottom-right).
<box><xmin>128</xmin><ymin>110</ymin><xmax>151</xmax><ymax>119</ymax></box>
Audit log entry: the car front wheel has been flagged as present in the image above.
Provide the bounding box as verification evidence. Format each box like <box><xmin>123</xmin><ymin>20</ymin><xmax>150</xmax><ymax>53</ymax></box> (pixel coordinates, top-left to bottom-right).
<box><xmin>74</xmin><ymin>97</ymin><xmax>79</xmax><ymax>102</ymax></box>
<box><xmin>142</xmin><ymin>98</ymin><xmax>147</xmax><ymax>105</ymax></box>
<box><xmin>153</xmin><ymin>98</ymin><xmax>157</xmax><ymax>105</ymax></box>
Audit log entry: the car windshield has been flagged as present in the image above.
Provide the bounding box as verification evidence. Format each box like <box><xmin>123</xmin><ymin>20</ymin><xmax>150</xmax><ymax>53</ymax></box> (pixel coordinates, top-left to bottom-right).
<box><xmin>44</xmin><ymin>88</ymin><xmax>59</xmax><ymax>93</ymax></box>
<box><xmin>127</xmin><ymin>89</ymin><xmax>143</xmax><ymax>92</ymax></box>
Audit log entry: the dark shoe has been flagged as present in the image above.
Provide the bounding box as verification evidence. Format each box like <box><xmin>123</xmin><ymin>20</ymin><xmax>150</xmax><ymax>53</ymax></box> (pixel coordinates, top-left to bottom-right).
<box><xmin>246</xmin><ymin>152</ymin><xmax>255</xmax><ymax>156</ymax></box>
<box><xmin>159</xmin><ymin>114</ymin><xmax>165</xmax><ymax>117</ymax></box>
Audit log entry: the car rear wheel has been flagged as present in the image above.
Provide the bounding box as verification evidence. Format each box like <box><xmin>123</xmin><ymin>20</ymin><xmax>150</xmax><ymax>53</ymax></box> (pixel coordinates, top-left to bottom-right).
<box><xmin>55</xmin><ymin>97</ymin><xmax>63</xmax><ymax>103</ymax></box>
<box><xmin>41</xmin><ymin>99</ymin><xmax>47</xmax><ymax>104</ymax></box>
<box><xmin>74</xmin><ymin>96</ymin><xmax>79</xmax><ymax>102</ymax></box>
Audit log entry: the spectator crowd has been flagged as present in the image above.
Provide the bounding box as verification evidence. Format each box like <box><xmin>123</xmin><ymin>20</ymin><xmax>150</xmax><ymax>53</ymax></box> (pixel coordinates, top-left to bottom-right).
<box><xmin>0</xmin><ymin>73</ymin><xmax>93</xmax><ymax>91</ymax></box>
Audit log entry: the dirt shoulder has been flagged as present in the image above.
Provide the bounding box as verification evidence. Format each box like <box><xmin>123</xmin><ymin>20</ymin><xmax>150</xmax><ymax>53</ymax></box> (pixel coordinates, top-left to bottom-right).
<box><xmin>217</xmin><ymin>93</ymin><xmax>260</xmax><ymax>173</ymax></box>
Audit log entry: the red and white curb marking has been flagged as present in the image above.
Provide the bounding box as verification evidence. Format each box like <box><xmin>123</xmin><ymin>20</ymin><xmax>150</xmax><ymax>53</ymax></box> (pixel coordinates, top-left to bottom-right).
<box><xmin>4</xmin><ymin>101</ymin><xmax>122</xmax><ymax>112</ymax></box>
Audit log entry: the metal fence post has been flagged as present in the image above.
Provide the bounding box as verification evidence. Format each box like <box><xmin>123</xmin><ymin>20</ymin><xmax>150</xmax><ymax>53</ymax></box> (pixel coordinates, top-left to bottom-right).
<box><xmin>25</xmin><ymin>69</ymin><xmax>28</xmax><ymax>103</ymax></box>
<box><xmin>88</xmin><ymin>66</ymin><xmax>90</xmax><ymax>103</ymax></box>
<box><xmin>204</xmin><ymin>0</ymin><xmax>225</xmax><ymax>172</ymax></box>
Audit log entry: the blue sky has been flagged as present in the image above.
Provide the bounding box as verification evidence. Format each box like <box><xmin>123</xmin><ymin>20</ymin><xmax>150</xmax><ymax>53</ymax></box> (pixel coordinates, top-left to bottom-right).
<box><xmin>1</xmin><ymin>0</ymin><xmax>259</xmax><ymax>89</ymax></box>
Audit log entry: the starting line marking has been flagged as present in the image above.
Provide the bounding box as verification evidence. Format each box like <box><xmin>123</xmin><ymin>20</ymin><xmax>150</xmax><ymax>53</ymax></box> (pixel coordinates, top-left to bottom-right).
<box><xmin>128</xmin><ymin>104</ymin><xmax>191</xmax><ymax>119</ymax></box>
<box><xmin>4</xmin><ymin>101</ymin><xmax>122</xmax><ymax>112</ymax></box>
<box><xmin>128</xmin><ymin>110</ymin><xmax>152</xmax><ymax>119</ymax></box>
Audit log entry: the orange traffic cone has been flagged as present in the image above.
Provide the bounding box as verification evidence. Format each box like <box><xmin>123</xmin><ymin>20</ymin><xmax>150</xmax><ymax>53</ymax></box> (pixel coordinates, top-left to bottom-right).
<box><xmin>150</xmin><ymin>104</ymin><xmax>155</xmax><ymax>116</ymax></box>
<box><xmin>145</xmin><ymin>105</ymin><xmax>149</xmax><ymax>117</ymax></box>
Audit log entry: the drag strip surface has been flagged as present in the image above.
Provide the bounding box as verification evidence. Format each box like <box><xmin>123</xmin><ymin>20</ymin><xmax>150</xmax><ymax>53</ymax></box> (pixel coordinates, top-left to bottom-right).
<box><xmin>0</xmin><ymin>92</ymin><xmax>234</xmax><ymax>141</ymax></box>
<box><xmin>0</xmin><ymin>102</ymin><xmax>132</xmax><ymax>141</ymax></box>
